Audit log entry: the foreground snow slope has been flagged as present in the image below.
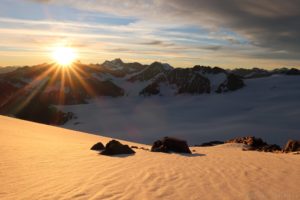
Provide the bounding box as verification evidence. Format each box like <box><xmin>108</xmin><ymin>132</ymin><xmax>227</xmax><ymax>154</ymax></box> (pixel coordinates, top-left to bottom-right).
<box><xmin>1</xmin><ymin>115</ymin><xmax>300</xmax><ymax>200</ymax></box>
<box><xmin>62</xmin><ymin>75</ymin><xmax>300</xmax><ymax>145</ymax></box>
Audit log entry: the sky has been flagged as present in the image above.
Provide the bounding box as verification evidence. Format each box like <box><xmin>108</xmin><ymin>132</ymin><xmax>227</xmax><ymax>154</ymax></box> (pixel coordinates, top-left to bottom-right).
<box><xmin>0</xmin><ymin>0</ymin><xmax>300</xmax><ymax>69</ymax></box>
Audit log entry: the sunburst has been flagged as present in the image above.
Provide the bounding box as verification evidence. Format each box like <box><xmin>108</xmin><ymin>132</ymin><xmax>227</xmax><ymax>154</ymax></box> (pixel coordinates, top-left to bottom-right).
<box><xmin>52</xmin><ymin>46</ymin><xmax>77</xmax><ymax>66</ymax></box>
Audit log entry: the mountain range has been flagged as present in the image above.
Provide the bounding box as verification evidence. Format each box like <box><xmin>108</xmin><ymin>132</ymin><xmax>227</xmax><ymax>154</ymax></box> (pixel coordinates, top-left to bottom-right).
<box><xmin>0</xmin><ymin>59</ymin><xmax>299</xmax><ymax>125</ymax></box>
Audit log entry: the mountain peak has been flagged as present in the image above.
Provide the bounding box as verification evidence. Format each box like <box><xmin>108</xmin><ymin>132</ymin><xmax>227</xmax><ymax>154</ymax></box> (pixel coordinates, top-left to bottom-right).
<box><xmin>149</xmin><ymin>62</ymin><xmax>173</xmax><ymax>71</ymax></box>
<box><xmin>102</xmin><ymin>58</ymin><xmax>124</xmax><ymax>71</ymax></box>
<box><xmin>111</xmin><ymin>58</ymin><xmax>124</xmax><ymax>65</ymax></box>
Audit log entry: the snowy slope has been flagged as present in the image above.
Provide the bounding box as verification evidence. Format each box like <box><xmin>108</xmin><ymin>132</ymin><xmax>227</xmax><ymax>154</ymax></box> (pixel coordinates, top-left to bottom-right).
<box><xmin>1</xmin><ymin>115</ymin><xmax>300</xmax><ymax>200</ymax></box>
<box><xmin>61</xmin><ymin>75</ymin><xmax>300</xmax><ymax>145</ymax></box>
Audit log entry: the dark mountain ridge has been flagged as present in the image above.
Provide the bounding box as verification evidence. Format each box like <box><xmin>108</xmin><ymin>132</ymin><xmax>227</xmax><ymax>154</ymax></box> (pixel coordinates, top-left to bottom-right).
<box><xmin>0</xmin><ymin>59</ymin><xmax>299</xmax><ymax>124</ymax></box>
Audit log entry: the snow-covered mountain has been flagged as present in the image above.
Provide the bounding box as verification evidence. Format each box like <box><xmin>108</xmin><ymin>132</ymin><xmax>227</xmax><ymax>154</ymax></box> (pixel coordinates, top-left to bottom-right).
<box><xmin>60</xmin><ymin>74</ymin><xmax>300</xmax><ymax>145</ymax></box>
<box><xmin>231</xmin><ymin>67</ymin><xmax>300</xmax><ymax>79</ymax></box>
<box><xmin>0</xmin><ymin>58</ymin><xmax>299</xmax><ymax>134</ymax></box>
<box><xmin>0</xmin><ymin>59</ymin><xmax>246</xmax><ymax>124</ymax></box>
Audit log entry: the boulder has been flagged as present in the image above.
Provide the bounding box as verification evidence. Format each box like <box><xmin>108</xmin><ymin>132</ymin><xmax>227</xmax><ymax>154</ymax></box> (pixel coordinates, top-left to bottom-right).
<box><xmin>151</xmin><ymin>137</ymin><xmax>192</xmax><ymax>154</ymax></box>
<box><xmin>101</xmin><ymin>140</ymin><xmax>135</xmax><ymax>155</ymax></box>
<box><xmin>90</xmin><ymin>142</ymin><xmax>105</xmax><ymax>151</ymax></box>
<box><xmin>283</xmin><ymin>140</ymin><xmax>300</xmax><ymax>153</ymax></box>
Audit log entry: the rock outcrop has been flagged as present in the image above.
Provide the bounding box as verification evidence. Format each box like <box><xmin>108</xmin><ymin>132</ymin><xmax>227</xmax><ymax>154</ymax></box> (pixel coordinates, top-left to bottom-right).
<box><xmin>193</xmin><ymin>65</ymin><xmax>226</xmax><ymax>74</ymax></box>
<box><xmin>140</xmin><ymin>68</ymin><xmax>211</xmax><ymax>96</ymax></box>
<box><xmin>216</xmin><ymin>74</ymin><xmax>245</xmax><ymax>93</ymax></box>
<box><xmin>101</xmin><ymin>140</ymin><xmax>135</xmax><ymax>155</ymax></box>
<box><xmin>90</xmin><ymin>142</ymin><xmax>105</xmax><ymax>151</ymax></box>
<box><xmin>226</xmin><ymin>136</ymin><xmax>267</xmax><ymax>147</ymax></box>
<box><xmin>151</xmin><ymin>137</ymin><xmax>192</xmax><ymax>154</ymax></box>
<box><xmin>283</xmin><ymin>140</ymin><xmax>300</xmax><ymax>153</ymax></box>
<box><xmin>226</xmin><ymin>136</ymin><xmax>281</xmax><ymax>152</ymax></box>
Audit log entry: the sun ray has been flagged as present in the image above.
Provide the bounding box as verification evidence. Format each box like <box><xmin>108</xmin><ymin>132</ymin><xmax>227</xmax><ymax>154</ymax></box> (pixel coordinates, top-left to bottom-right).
<box><xmin>5</xmin><ymin>65</ymin><xmax>57</xmax><ymax>115</ymax></box>
<box><xmin>69</xmin><ymin>65</ymin><xmax>97</xmax><ymax>98</ymax></box>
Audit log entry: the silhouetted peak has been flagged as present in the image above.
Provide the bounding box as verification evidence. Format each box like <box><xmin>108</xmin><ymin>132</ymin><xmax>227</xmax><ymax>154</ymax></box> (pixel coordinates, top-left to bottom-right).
<box><xmin>111</xmin><ymin>58</ymin><xmax>124</xmax><ymax>65</ymax></box>
<box><xmin>149</xmin><ymin>62</ymin><xmax>173</xmax><ymax>71</ymax></box>
<box><xmin>102</xmin><ymin>58</ymin><xmax>124</xmax><ymax>71</ymax></box>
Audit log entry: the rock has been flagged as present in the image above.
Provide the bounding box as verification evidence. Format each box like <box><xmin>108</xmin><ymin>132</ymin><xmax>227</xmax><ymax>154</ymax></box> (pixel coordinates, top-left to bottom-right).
<box><xmin>258</xmin><ymin>144</ymin><xmax>282</xmax><ymax>152</ymax></box>
<box><xmin>90</xmin><ymin>142</ymin><xmax>105</xmax><ymax>151</ymax></box>
<box><xmin>151</xmin><ymin>137</ymin><xmax>192</xmax><ymax>154</ymax></box>
<box><xmin>226</xmin><ymin>136</ymin><xmax>267</xmax><ymax>148</ymax></box>
<box><xmin>231</xmin><ymin>68</ymin><xmax>271</xmax><ymax>79</ymax></box>
<box><xmin>197</xmin><ymin>141</ymin><xmax>224</xmax><ymax>147</ymax></box>
<box><xmin>286</xmin><ymin>68</ymin><xmax>300</xmax><ymax>75</ymax></box>
<box><xmin>167</xmin><ymin>69</ymin><xmax>211</xmax><ymax>94</ymax></box>
<box><xmin>216</xmin><ymin>74</ymin><xmax>245</xmax><ymax>93</ymax></box>
<box><xmin>193</xmin><ymin>65</ymin><xmax>226</xmax><ymax>74</ymax></box>
<box><xmin>283</xmin><ymin>140</ymin><xmax>300</xmax><ymax>153</ymax></box>
<box><xmin>245</xmin><ymin>144</ymin><xmax>282</xmax><ymax>152</ymax></box>
<box><xmin>131</xmin><ymin>146</ymin><xmax>139</xmax><ymax>149</ymax></box>
<box><xmin>139</xmin><ymin>82</ymin><xmax>160</xmax><ymax>96</ymax></box>
<box><xmin>227</xmin><ymin>136</ymin><xmax>281</xmax><ymax>153</ymax></box>
<box><xmin>101</xmin><ymin>140</ymin><xmax>135</xmax><ymax>155</ymax></box>
<box><xmin>139</xmin><ymin>68</ymin><xmax>211</xmax><ymax>96</ymax></box>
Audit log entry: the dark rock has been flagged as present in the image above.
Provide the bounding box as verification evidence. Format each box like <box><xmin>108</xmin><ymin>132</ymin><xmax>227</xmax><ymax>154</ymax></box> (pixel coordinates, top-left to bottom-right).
<box><xmin>151</xmin><ymin>137</ymin><xmax>192</xmax><ymax>154</ymax></box>
<box><xmin>197</xmin><ymin>141</ymin><xmax>224</xmax><ymax>147</ymax></box>
<box><xmin>216</xmin><ymin>74</ymin><xmax>245</xmax><ymax>93</ymax></box>
<box><xmin>231</xmin><ymin>68</ymin><xmax>271</xmax><ymax>79</ymax></box>
<box><xmin>286</xmin><ymin>68</ymin><xmax>300</xmax><ymax>75</ymax></box>
<box><xmin>226</xmin><ymin>136</ymin><xmax>267</xmax><ymax>148</ymax></box>
<box><xmin>193</xmin><ymin>65</ymin><xmax>226</xmax><ymax>74</ymax></box>
<box><xmin>283</xmin><ymin>140</ymin><xmax>300</xmax><ymax>153</ymax></box>
<box><xmin>101</xmin><ymin>140</ymin><xmax>135</xmax><ymax>155</ymax></box>
<box><xmin>226</xmin><ymin>136</ymin><xmax>281</xmax><ymax>153</ymax></box>
<box><xmin>140</xmin><ymin>82</ymin><xmax>160</xmax><ymax>96</ymax></box>
<box><xmin>139</xmin><ymin>68</ymin><xmax>211</xmax><ymax>96</ymax></box>
<box><xmin>90</xmin><ymin>142</ymin><xmax>105</xmax><ymax>151</ymax></box>
<box><xmin>167</xmin><ymin>68</ymin><xmax>211</xmax><ymax>94</ymax></box>
<box><xmin>131</xmin><ymin>146</ymin><xmax>139</xmax><ymax>149</ymax></box>
<box><xmin>258</xmin><ymin>144</ymin><xmax>281</xmax><ymax>152</ymax></box>
<box><xmin>244</xmin><ymin>144</ymin><xmax>282</xmax><ymax>152</ymax></box>
<box><xmin>0</xmin><ymin>80</ymin><xmax>19</xmax><ymax>105</ymax></box>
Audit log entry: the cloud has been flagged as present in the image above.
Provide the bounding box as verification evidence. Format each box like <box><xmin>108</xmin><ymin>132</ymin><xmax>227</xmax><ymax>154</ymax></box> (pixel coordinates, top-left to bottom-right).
<box><xmin>200</xmin><ymin>45</ymin><xmax>223</xmax><ymax>51</ymax></box>
<box><xmin>29</xmin><ymin>0</ymin><xmax>300</xmax><ymax>60</ymax></box>
<box><xmin>139</xmin><ymin>40</ymin><xmax>174</xmax><ymax>47</ymax></box>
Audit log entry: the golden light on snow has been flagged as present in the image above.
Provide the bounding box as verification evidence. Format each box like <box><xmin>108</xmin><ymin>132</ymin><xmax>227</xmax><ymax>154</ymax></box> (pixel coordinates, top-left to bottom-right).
<box><xmin>52</xmin><ymin>46</ymin><xmax>77</xmax><ymax>66</ymax></box>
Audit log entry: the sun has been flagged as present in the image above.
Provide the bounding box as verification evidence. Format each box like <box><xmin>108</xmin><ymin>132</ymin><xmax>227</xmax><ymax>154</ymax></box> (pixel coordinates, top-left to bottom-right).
<box><xmin>52</xmin><ymin>46</ymin><xmax>77</xmax><ymax>66</ymax></box>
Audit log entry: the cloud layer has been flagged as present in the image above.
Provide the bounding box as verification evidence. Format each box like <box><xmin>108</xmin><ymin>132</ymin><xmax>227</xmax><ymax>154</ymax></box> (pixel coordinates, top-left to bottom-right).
<box><xmin>35</xmin><ymin>0</ymin><xmax>300</xmax><ymax>53</ymax></box>
<box><xmin>1</xmin><ymin>0</ymin><xmax>299</xmax><ymax>67</ymax></box>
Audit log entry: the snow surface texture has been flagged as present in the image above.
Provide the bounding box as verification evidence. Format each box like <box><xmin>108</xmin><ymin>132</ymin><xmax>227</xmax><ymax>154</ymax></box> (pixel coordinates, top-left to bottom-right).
<box><xmin>62</xmin><ymin>75</ymin><xmax>300</xmax><ymax>146</ymax></box>
<box><xmin>1</xmin><ymin>115</ymin><xmax>300</xmax><ymax>200</ymax></box>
